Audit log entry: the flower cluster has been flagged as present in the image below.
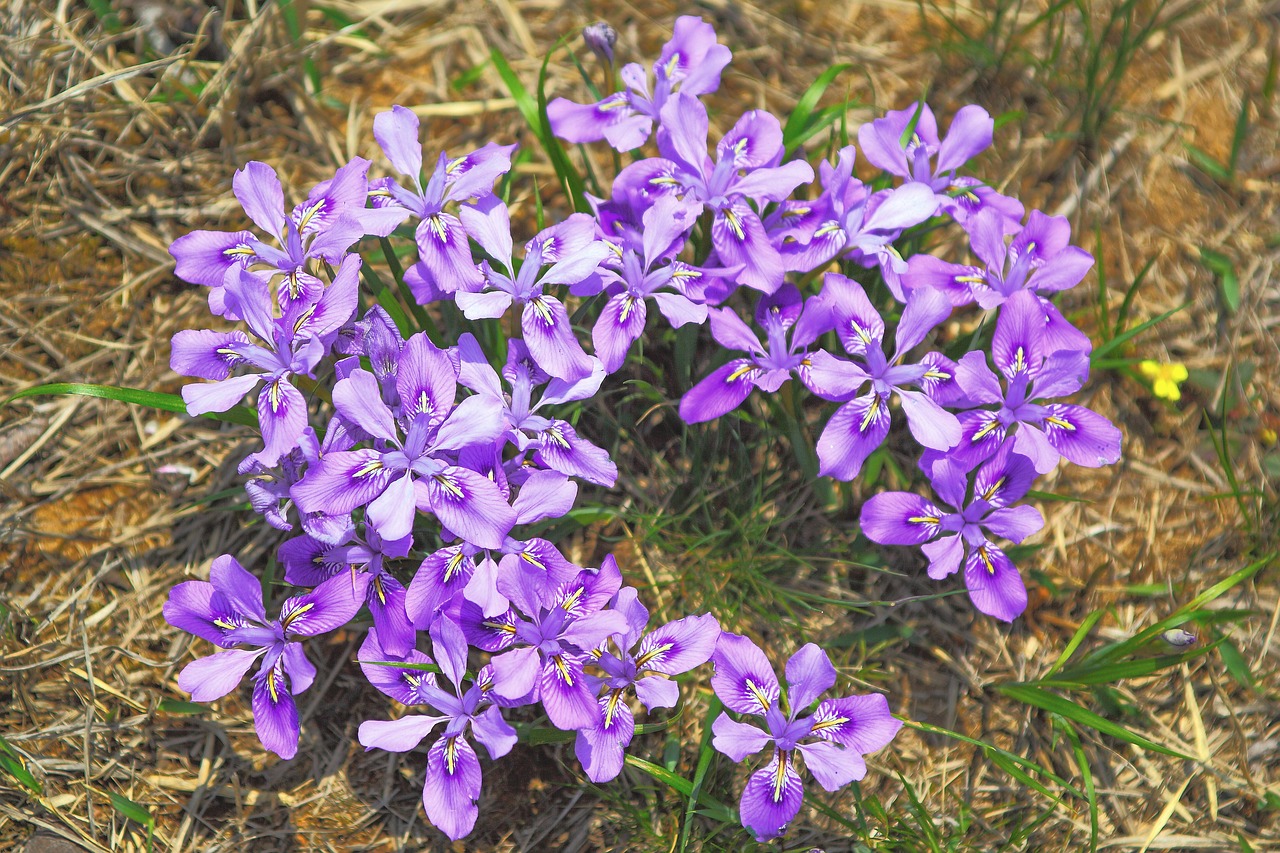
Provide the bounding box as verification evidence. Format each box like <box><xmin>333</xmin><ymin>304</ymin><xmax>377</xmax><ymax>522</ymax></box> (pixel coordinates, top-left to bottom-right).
<box><xmin>160</xmin><ymin>15</ymin><xmax>1120</xmax><ymax>842</ymax></box>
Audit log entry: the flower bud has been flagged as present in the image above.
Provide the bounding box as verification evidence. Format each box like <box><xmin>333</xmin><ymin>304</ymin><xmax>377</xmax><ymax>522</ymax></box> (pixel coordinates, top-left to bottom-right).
<box><xmin>583</xmin><ymin>21</ymin><xmax>617</xmax><ymax>65</ymax></box>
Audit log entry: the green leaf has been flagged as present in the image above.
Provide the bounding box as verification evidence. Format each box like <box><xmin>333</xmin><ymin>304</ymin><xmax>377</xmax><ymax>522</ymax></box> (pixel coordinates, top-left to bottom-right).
<box><xmin>1090</xmin><ymin>302</ymin><xmax>1190</xmax><ymax>362</ymax></box>
<box><xmin>903</xmin><ymin>718</ymin><xmax>1082</xmax><ymax>799</ymax></box>
<box><xmin>1184</xmin><ymin>143</ymin><xmax>1232</xmax><ymax>183</ymax></box>
<box><xmin>997</xmin><ymin>683</ymin><xmax>1192</xmax><ymax>759</ymax></box>
<box><xmin>1060</xmin><ymin>721</ymin><xmax>1099</xmax><ymax>853</ymax></box>
<box><xmin>3</xmin><ymin>383</ymin><xmax>258</xmax><ymax>428</ymax></box>
<box><xmin>1200</xmin><ymin>247</ymin><xmax>1240</xmax><ymax>312</ymax></box>
<box><xmin>1042</xmin><ymin>609</ymin><xmax>1105</xmax><ymax>678</ymax></box>
<box><xmin>1217</xmin><ymin>636</ymin><xmax>1257</xmax><ymax>690</ymax></box>
<box><xmin>157</xmin><ymin>698</ymin><xmax>209</xmax><ymax>715</ymax></box>
<box><xmin>782</xmin><ymin>63</ymin><xmax>850</xmax><ymax>154</ymax></box>
<box><xmin>679</xmin><ymin>696</ymin><xmax>722</xmax><ymax>852</ymax></box>
<box><xmin>108</xmin><ymin>791</ymin><xmax>155</xmax><ymax>828</ymax></box>
<box><xmin>625</xmin><ymin>755</ymin><xmax>735</xmax><ymax>824</ymax></box>
<box><xmin>0</xmin><ymin>735</ymin><xmax>41</xmax><ymax>794</ymax></box>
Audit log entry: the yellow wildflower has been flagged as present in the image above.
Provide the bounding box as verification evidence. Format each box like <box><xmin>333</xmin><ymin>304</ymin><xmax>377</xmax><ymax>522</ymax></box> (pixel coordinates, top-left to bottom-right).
<box><xmin>1138</xmin><ymin>360</ymin><xmax>1188</xmax><ymax>402</ymax></box>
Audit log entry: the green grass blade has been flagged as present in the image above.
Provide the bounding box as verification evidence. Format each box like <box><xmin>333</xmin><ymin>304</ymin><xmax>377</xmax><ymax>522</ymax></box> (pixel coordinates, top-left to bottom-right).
<box><xmin>1042</xmin><ymin>609</ymin><xmax>1105</xmax><ymax>678</ymax></box>
<box><xmin>0</xmin><ymin>734</ymin><xmax>41</xmax><ymax>794</ymax></box>
<box><xmin>782</xmin><ymin>63</ymin><xmax>851</xmax><ymax>154</ymax></box>
<box><xmin>997</xmin><ymin>683</ymin><xmax>1192</xmax><ymax>759</ymax></box>
<box><xmin>624</xmin><ymin>754</ymin><xmax>735</xmax><ymax>824</ymax></box>
<box><xmin>678</xmin><ymin>695</ymin><xmax>721</xmax><ymax>852</ymax></box>
<box><xmin>108</xmin><ymin>791</ymin><xmax>155</xmax><ymax>828</ymax></box>
<box><xmin>903</xmin><ymin>718</ymin><xmax>1082</xmax><ymax>799</ymax></box>
<box><xmin>3</xmin><ymin>383</ymin><xmax>258</xmax><ymax>428</ymax></box>
<box><xmin>1060</xmin><ymin>721</ymin><xmax>1099</xmax><ymax>853</ymax></box>
<box><xmin>1090</xmin><ymin>302</ymin><xmax>1189</xmax><ymax>362</ymax></box>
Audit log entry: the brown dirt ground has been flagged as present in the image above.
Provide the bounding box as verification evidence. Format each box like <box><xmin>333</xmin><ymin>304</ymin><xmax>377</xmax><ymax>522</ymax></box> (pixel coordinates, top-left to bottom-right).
<box><xmin>2</xmin><ymin>0</ymin><xmax>1279</xmax><ymax>850</ymax></box>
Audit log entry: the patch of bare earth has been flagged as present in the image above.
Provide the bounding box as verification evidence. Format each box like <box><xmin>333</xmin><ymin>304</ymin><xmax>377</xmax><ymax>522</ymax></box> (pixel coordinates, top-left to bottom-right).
<box><xmin>2</xmin><ymin>0</ymin><xmax>1277</xmax><ymax>850</ymax></box>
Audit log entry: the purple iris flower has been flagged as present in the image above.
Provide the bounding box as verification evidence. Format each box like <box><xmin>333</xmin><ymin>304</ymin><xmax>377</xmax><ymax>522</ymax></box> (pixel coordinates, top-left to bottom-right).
<box><xmin>462</xmin><ymin>557</ymin><xmax>627</xmax><ymax>731</ymax></box>
<box><xmin>679</xmin><ymin>284</ymin><xmax>834</xmax><ymax>423</ymax></box>
<box><xmin>405</xmin><ymin>468</ymin><xmax>582</xmax><ymax>626</ymax></box>
<box><xmin>370</xmin><ymin>105</ymin><xmax>515</xmax><ymax>300</ymax></box>
<box><xmin>709</xmin><ymin>634</ymin><xmax>902</xmax><ymax>842</ymax></box>
<box><xmin>278</xmin><ymin>525</ymin><xmax>417</xmax><ymax>656</ymax></box>
<box><xmin>455</xmin><ymin>195</ymin><xmax>608</xmax><ymax>381</ymax></box>
<box><xmin>289</xmin><ymin>332</ymin><xmax>515</xmax><ymax>547</ymax></box>
<box><xmin>646</xmin><ymin>93</ymin><xmax>814</xmax><ymax>292</ymax></box>
<box><xmin>163</xmin><ymin>554</ymin><xmax>370</xmax><ymax>759</ymax></box>
<box><xmin>456</xmin><ymin>334</ymin><xmax>618</xmax><ymax>487</ymax></box>
<box><xmin>575</xmin><ymin>587</ymin><xmax>719</xmax><ymax>782</ymax></box>
<box><xmin>861</xmin><ymin>443</ymin><xmax>1045</xmax><ymax>621</ymax></box>
<box><xmin>359</xmin><ymin>618</ymin><xmax>518</xmax><ymax>841</ymax></box>
<box><xmin>904</xmin><ymin>207</ymin><xmax>1094</xmax><ymax>353</ymax></box>
<box><xmin>806</xmin><ymin>274</ymin><xmax>962</xmax><ymax>480</ymax></box>
<box><xmin>857</xmin><ymin>101</ymin><xmax>1023</xmax><ymax>229</ymax></box>
<box><xmin>590</xmin><ymin>195</ymin><xmax>708</xmax><ymax>372</ymax></box>
<box><xmin>548</xmin><ymin>15</ymin><xmax>732</xmax><ymax>151</ymax></box>
<box><xmin>170</xmin><ymin>258</ymin><xmax>359</xmax><ymax>468</ymax></box>
<box><xmin>778</xmin><ymin>145</ymin><xmax>938</xmax><ymax>299</ymax></box>
<box><xmin>947</xmin><ymin>290</ymin><xmax>1122</xmax><ymax>473</ymax></box>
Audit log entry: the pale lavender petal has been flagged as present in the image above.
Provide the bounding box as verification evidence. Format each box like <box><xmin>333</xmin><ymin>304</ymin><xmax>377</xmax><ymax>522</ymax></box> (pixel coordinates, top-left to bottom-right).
<box><xmin>658</xmin><ymin>93</ymin><xmax>710</xmax><ymax>179</ymax></box>
<box><xmin>651</xmin><ymin>292</ymin><xmax>707</xmax><ymax>328</ymax></box>
<box><xmin>471</xmin><ymin>705</ymin><xmax>518</xmax><ymax>760</ymax></box>
<box><xmin>893</xmin><ymin>286</ymin><xmax>952</xmax><ymax>356</ymax></box>
<box><xmin>896</xmin><ymin>389</ymin><xmax>961</xmax><ymax>451</ymax></box>
<box><xmin>635</xmin><ymin>676</ymin><xmax>679</xmax><ymax>710</ymax></box>
<box><xmin>334</xmin><ymin>369</ymin><xmax>398</xmax><ymax>441</ymax></box>
<box><xmin>359</xmin><ymin>715</ymin><xmax>445</xmax><ymax>752</ymax></box>
<box><xmin>432</xmin><ymin>394</ymin><xmax>505</xmax><ymax>451</ymax></box>
<box><xmin>458</xmin><ymin>195</ymin><xmax>512</xmax><ymax>267</ymax></box>
<box><xmin>984</xmin><ymin>505</ymin><xmax>1044</xmax><ymax>543</ymax></box>
<box><xmin>430</xmin><ymin>617</ymin><xmax>469</xmax><ymax>690</ymax></box>
<box><xmin>511</xmin><ymin>470</ymin><xmax>577</xmax><ymax>525</ymax></box>
<box><xmin>935</xmin><ymin>104</ymin><xmax>993</xmax><ymax>174</ymax></box>
<box><xmin>711</xmin><ymin>713</ymin><xmax>772</xmax><ymax>762</ymax></box>
<box><xmin>491</xmin><ymin>646</ymin><xmax>540</xmax><ymax>700</ymax></box>
<box><xmin>575</xmin><ymin>694</ymin><xmax>632</xmax><ymax>783</ymax></box>
<box><xmin>922</xmin><ymin>533</ymin><xmax>964</xmax><ymax>580</ymax></box>
<box><xmin>280</xmin><ymin>642</ymin><xmax>316</xmax><ymax>694</ymax></box>
<box><xmin>784</xmin><ymin>644</ymin><xmax>836</xmax><ymax>712</ymax></box>
<box><xmin>366</xmin><ymin>472</ymin><xmax>417</xmax><ymax>542</ymax></box>
<box><xmin>182</xmin><ymin>373</ymin><xmax>261</xmax><ymax>416</ymax></box>
<box><xmin>233</xmin><ymin>162</ymin><xmax>284</xmax><ymax>241</ymax></box>
<box><xmin>707</xmin><ymin>306</ymin><xmax>763</xmax><ymax>354</ymax></box>
<box><xmin>732</xmin><ymin>160</ymin><xmax>814</xmax><ymax>203</ymax></box>
<box><xmin>456</xmin><ymin>288</ymin><xmax>514</xmax><ymax>320</ymax></box>
<box><xmin>798</xmin><ymin>740</ymin><xmax>866</xmax><ymax>791</ymax></box>
<box><xmin>178</xmin><ymin>648</ymin><xmax>262</xmax><ymax>701</ymax></box>
<box><xmin>373</xmin><ymin>105</ymin><xmax>423</xmax><ymax>183</ymax></box>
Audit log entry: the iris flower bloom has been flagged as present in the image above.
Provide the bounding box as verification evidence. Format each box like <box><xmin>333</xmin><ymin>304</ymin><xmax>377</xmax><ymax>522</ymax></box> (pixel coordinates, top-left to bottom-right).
<box><xmin>163</xmin><ymin>555</ymin><xmax>369</xmax><ymax>759</ymax></box>
<box><xmin>359</xmin><ymin>619</ymin><xmax>518</xmax><ymax>840</ymax></box>
<box><xmin>710</xmin><ymin>634</ymin><xmax>902</xmax><ymax>841</ymax></box>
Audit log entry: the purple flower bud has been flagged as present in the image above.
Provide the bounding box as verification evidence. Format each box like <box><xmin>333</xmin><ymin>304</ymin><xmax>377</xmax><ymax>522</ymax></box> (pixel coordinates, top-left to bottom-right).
<box><xmin>583</xmin><ymin>21</ymin><xmax>617</xmax><ymax>64</ymax></box>
<box><xmin>1161</xmin><ymin>628</ymin><xmax>1198</xmax><ymax>647</ymax></box>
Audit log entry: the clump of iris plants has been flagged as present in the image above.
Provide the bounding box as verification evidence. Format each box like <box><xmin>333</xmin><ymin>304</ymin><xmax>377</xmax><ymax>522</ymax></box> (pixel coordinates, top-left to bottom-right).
<box><xmin>162</xmin><ymin>16</ymin><xmax>1120</xmax><ymax>843</ymax></box>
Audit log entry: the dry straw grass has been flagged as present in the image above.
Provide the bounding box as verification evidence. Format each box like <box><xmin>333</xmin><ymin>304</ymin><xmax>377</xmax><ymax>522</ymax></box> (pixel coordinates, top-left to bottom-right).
<box><xmin>1</xmin><ymin>0</ymin><xmax>1278</xmax><ymax>850</ymax></box>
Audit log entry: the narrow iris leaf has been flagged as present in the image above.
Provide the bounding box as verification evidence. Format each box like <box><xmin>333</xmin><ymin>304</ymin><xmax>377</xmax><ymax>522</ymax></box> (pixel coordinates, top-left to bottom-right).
<box><xmin>4</xmin><ymin>383</ymin><xmax>258</xmax><ymax>428</ymax></box>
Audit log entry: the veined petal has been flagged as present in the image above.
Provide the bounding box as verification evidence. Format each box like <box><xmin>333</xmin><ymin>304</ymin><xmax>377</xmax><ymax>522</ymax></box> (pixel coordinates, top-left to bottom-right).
<box><xmin>1041</xmin><ymin>404</ymin><xmax>1122</xmax><ymax>468</ymax></box>
<box><xmin>739</xmin><ymin>750</ymin><xmax>805</xmax><ymax>842</ymax></box>
<box><xmin>415</xmin><ymin>212</ymin><xmax>484</xmax><ymax>293</ymax></box>
<box><xmin>423</xmin><ymin>736</ymin><xmax>482</xmax><ymax>841</ymax></box>
<box><xmin>406</xmin><ymin>545</ymin><xmax>476</xmax><ymax>627</ymax></box>
<box><xmin>678</xmin><ymin>358</ymin><xmax>759</xmax><ymax>423</ymax></box>
<box><xmin>396</xmin><ymin>332</ymin><xmax>458</xmax><ymax>424</ymax></box>
<box><xmin>418</xmin><ymin>466</ymin><xmax>516</xmax><ymax>549</ymax></box>
<box><xmin>816</xmin><ymin>393</ymin><xmax>891</xmax><ymax>481</ymax></box>
<box><xmin>636</xmin><ymin>612</ymin><xmax>720</xmax><ymax>677</ymax></box>
<box><xmin>539</xmin><ymin>653</ymin><xmax>599</xmax><ymax>730</ymax></box>
<box><xmin>291</xmin><ymin>449</ymin><xmax>393</xmax><ymax>516</ymax></box>
<box><xmin>809</xmin><ymin>694</ymin><xmax>902</xmax><ymax>753</ymax></box>
<box><xmin>593</xmin><ymin>293</ymin><xmax>648</xmax><ymax>374</ymax></box>
<box><xmin>963</xmin><ymin>542</ymin><xmax>1027</xmax><ymax>622</ymax></box>
<box><xmin>251</xmin><ymin>664</ymin><xmax>300</xmax><ymax>759</ymax></box>
<box><xmin>278</xmin><ymin>571</ymin><xmax>370</xmax><ymax>637</ymax></box>
<box><xmin>256</xmin><ymin>377</ymin><xmax>307</xmax><ymax>468</ymax></box>
<box><xmin>711</xmin><ymin>632</ymin><xmax>779</xmax><ymax>715</ymax></box>
<box><xmin>170</xmin><ymin>229</ymin><xmax>257</xmax><ymax>287</ymax></box>
<box><xmin>860</xmin><ymin>492</ymin><xmax>942</xmax><ymax>545</ymax></box>
<box><xmin>712</xmin><ymin>203</ymin><xmax>783</xmax><ymax>293</ymax></box>
<box><xmin>533</xmin><ymin>420</ymin><xmax>617</xmax><ymax>487</ymax></box>
<box><xmin>210</xmin><ymin>553</ymin><xmax>268</xmax><ymax>623</ymax></box>
<box><xmin>522</xmin><ymin>295</ymin><xmax>595</xmax><ymax>381</ymax></box>
<box><xmin>575</xmin><ymin>692</ymin><xmax>633</xmax><ymax>783</ymax></box>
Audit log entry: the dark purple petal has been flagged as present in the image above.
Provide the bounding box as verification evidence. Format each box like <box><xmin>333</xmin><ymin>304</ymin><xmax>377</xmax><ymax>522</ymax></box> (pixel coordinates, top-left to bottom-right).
<box><xmin>635</xmin><ymin>612</ymin><xmax>720</xmax><ymax>676</ymax></box>
<box><xmin>533</xmin><ymin>420</ymin><xmax>617</xmax><ymax>487</ymax></box>
<box><xmin>859</xmin><ymin>492</ymin><xmax>940</xmax><ymax>545</ymax></box>
<box><xmin>170</xmin><ymin>230</ymin><xmax>257</xmax><ymax>287</ymax></box>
